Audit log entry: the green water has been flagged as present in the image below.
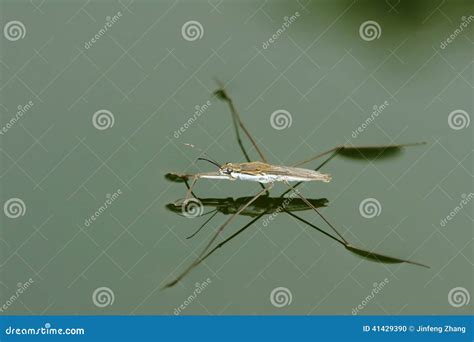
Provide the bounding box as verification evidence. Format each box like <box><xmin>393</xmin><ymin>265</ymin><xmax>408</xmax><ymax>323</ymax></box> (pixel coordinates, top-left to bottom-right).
<box><xmin>0</xmin><ymin>0</ymin><xmax>472</xmax><ymax>315</ymax></box>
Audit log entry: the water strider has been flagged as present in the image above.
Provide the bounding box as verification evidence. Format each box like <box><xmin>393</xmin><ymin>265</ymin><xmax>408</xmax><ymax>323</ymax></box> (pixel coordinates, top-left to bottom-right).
<box><xmin>163</xmin><ymin>83</ymin><xmax>429</xmax><ymax>288</ymax></box>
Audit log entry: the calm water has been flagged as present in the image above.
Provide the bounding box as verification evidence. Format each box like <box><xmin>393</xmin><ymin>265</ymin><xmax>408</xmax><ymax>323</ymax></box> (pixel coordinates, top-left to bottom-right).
<box><xmin>0</xmin><ymin>0</ymin><xmax>472</xmax><ymax>315</ymax></box>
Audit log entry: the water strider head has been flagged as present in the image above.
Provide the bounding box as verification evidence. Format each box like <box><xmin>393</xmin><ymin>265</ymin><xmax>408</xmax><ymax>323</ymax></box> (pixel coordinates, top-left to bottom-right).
<box><xmin>197</xmin><ymin>158</ymin><xmax>238</xmax><ymax>176</ymax></box>
<box><xmin>219</xmin><ymin>162</ymin><xmax>241</xmax><ymax>176</ymax></box>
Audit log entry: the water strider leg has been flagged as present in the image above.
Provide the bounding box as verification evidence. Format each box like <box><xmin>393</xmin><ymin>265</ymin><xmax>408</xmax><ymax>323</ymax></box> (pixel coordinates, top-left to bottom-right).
<box><xmin>291</xmin><ymin>142</ymin><xmax>426</xmax><ymax>167</ymax></box>
<box><xmin>183</xmin><ymin>175</ymin><xmax>199</xmax><ymax>203</ymax></box>
<box><xmin>214</xmin><ymin>80</ymin><xmax>268</xmax><ymax>193</ymax></box>
<box><xmin>286</xmin><ymin>210</ymin><xmax>429</xmax><ymax>268</ymax></box>
<box><xmin>179</xmin><ymin>212</ymin><xmax>267</xmax><ymax>280</ymax></box>
<box><xmin>284</xmin><ymin>181</ymin><xmax>348</xmax><ymax>245</ymax></box>
<box><xmin>283</xmin><ymin>181</ymin><xmax>429</xmax><ymax>268</ymax></box>
<box><xmin>214</xmin><ymin>80</ymin><xmax>268</xmax><ymax>163</ymax></box>
<box><xmin>186</xmin><ymin>210</ymin><xmax>219</xmax><ymax>239</ymax></box>
<box><xmin>280</xmin><ymin>142</ymin><xmax>426</xmax><ymax>197</ymax></box>
<box><xmin>163</xmin><ymin>183</ymin><xmax>274</xmax><ymax>288</ymax></box>
<box><xmin>183</xmin><ymin>178</ymin><xmax>198</xmax><ymax>198</ymax></box>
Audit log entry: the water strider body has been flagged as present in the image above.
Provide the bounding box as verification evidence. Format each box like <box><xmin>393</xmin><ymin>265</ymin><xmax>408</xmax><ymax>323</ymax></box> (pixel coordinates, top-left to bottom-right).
<box><xmin>188</xmin><ymin>161</ymin><xmax>332</xmax><ymax>184</ymax></box>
